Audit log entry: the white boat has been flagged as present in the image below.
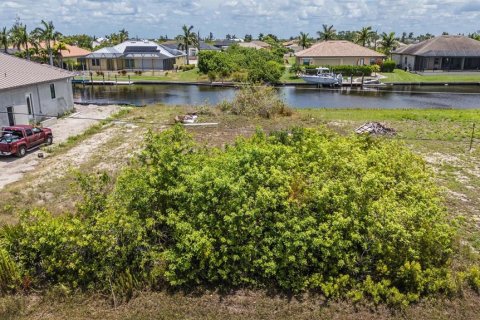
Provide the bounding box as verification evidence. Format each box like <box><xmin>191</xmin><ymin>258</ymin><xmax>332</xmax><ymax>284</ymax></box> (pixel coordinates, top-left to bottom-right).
<box><xmin>300</xmin><ymin>67</ymin><xmax>343</xmax><ymax>86</ymax></box>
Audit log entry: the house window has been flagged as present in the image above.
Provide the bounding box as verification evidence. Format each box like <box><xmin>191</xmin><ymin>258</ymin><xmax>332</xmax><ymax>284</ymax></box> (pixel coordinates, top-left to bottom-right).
<box><xmin>405</xmin><ymin>57</ymin><xmax>408</xmax><ymax>64</ymax></box>
<box><xmin>434</xmin><ymin>58</ymin><xmax>440</xmax><ymax>64</ymax></box>
<box><xmin>92</xmin><ymin>59</ymin><xmax>100</xmax><ymax>66</ymax></box>
<box><xmin>125</xmin><ymin>59</ymin><xmax>135</xmax><ymax>69</ymax></box>
<box><xmin>358</xmin><ymin>58</ymin><xmax>364</xmax><ymax>66</ymax></box>
<box><xmin>302</xmin><ymin>58</ymin><xmax>310</xmax><ymax>66</ymax></box>
<box><xmin>50</xmin><ymin>84</ymin><xmax>56</xmax><ymax>99</ymax></box>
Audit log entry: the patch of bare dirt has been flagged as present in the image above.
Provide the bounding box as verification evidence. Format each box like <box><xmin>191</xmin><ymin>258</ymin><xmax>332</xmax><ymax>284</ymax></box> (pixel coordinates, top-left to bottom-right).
<box><xmin>0</xmin><ymin>104</ymin><xmax>121</xmax><ymax>190</ymax></box>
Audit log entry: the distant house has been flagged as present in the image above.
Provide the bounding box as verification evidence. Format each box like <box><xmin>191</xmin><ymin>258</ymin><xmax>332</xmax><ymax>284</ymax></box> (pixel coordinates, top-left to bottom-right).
<box><xmin>57</xmin><ymin>44</ymin><xmax>91</xmax><ymax>70</ymax></box>
<box><xmin>283</xmin><ymin>40</ymin><xmax>303</xmax><ymax>54</ymax></box>
<box><xmin>238</xmin><ymin>40</ymin><xmax>271</xmax><ymax>50</ymax></box>
<box><xmin>0</xmin><ymin>53</ymin><xmax>74</xmax><ymax>126</ymax></box>
<box><xmin>212</xmin><ymin>40</ymin><xmax>238</xmax><ymax>50</ymax></box>
<box><xmin>37</xmin><ymin>42</ymin><xmax>91</xmax><ymax>70</ymax></box>
<box><xmin>392</xmin><ymin>35</ymin><xmax>480</xmax><ymax>71</ymax></box>
<box><xmin>161</xmin><ymin>40</ymin><xmax>220</xmax><ymax>59</ymax></box>
<box><xmin>295</xmin><ymin>41</ymin><xmax>385</xmax><ymax>66</ymax></box>
<box><xmin>85</xmin><ymin>40</ymin><xmax>186</xmax><ymax>71</ymax></box>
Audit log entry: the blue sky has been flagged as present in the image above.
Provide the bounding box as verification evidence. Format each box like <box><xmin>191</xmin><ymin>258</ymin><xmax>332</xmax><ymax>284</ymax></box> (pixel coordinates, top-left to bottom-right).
<box><xmin>1</xmin><ymin>0</ymin><xmax>479</xmax><ymax>39</ymax></box>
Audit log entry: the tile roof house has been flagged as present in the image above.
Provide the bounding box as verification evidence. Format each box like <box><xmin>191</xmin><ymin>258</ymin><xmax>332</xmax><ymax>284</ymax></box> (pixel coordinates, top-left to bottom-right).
<box><xmin>392</xmin><ymin>35</ymin><xmax>480</xmax><ymax>71</ymax></box>
<box><xmin>0</xmin><ymin>53</ymin><xmax>75</xmax><ymax>126</ymax></box>
<box><xmin>85</xmin><ymin>40</ymin><xmax>186</xmax><ymax>71</ymax></box>
<box><xmin>295</xmin><ymin>41</ymin><xmax>385</xmax><ymax>66</ymax></box>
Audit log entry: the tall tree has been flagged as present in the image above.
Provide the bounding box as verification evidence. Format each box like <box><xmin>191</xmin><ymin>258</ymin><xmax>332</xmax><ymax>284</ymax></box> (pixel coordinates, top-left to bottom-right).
<box><xmin>0</xmin><ymin>27</ymin><xmax>9</xmax><ymax>53</ymax></box>
<box><xmin>177</xmin><ymin>25</ymin><xmax>196</xmax><ymax>65</ymax></box>
<box><xmin>355</xmin><ymin>26</ymin><xmax>375</xmax><ymax>47</ymax></box>
<box><xmin>53</xmin><ymin>41</ymin><xmax>69</xmax><ymax>68</ymax></box>
<box><xmin>118</xmin><ymin>28</ymin><xmax>129</xmax><ymax>43</ymax></box>
<box><xmin>380</xmin><ymin>32</ymin><xmax>397</xmax><ymax>57</ymax></box>
<box><xmin>317</xmin><ymin>24</ymin><xmax>336</xmax><ymax>41</ymax></box>
<box><xmin>33</xmin><ymin>20</ymin><xmax>62</xmax><ymax>66</ymax></box>
<box><xmin>298</xmin><ymin>31</ymin><xmax>313</xmax><ymax>49</ymax></box>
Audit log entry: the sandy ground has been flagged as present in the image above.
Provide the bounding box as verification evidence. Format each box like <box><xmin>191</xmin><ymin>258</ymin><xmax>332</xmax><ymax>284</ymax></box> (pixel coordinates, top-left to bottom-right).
<box><xmin>0</xmin><ymin>104</ymin><xmax>121</xmax><ymax>190</ymax></box>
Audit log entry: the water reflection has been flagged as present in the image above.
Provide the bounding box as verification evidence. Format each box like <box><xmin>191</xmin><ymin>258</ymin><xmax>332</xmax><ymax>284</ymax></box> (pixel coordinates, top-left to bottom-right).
<box><xmin>73</xmin><ymin>84</ymin><xmax>480</xmax><ymax>109</ymax></box>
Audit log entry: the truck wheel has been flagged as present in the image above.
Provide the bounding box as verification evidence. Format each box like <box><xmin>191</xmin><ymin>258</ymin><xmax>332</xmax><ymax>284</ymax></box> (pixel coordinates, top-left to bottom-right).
<box><xmin>16</xmin><ymin>145</ymin><xmax>27</xmax><ymax>158</ymax></box>
<box><xmin>46</xmin><ymin>135</ymin><xmax>53</xmax><ymax>145</ymax></box>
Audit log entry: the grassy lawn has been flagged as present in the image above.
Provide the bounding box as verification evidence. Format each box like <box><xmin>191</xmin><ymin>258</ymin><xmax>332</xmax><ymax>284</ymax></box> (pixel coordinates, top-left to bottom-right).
<box><xmin>78</xmin><ymin>67</ymin><xmax>208</xmax><ymax>82</ymax></box>
<box><xmin>1</xmin><ymin>105</ymin><xmax>479</xmax><ymax>319</ymax></box>
<box><xmin>381</xmin><ymin>69</ymin><xmax>480</xmax><ymax>83</ymax></box>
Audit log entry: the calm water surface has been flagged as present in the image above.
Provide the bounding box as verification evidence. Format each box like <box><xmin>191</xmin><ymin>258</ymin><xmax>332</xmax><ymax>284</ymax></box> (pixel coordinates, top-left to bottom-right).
<box><xmin>73</xmin><ymin>84</ymin><xmax>480</xmax><ymax>109</ymax></box>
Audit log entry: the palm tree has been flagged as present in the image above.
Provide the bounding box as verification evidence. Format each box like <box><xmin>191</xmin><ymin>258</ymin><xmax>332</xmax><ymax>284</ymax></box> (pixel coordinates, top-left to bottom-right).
<box><xmin>17</xmin><ymin>25</ymin><xmax>33</xmax><ymax>60</ymax></box>
<box><xmin>53</xmin><ymin>41</ymin><xmax>69</xmax><ymax>68</ymax></box>
<box><xmin>0</xmin><ymin>27</ymin><xmax>9</xmax><ymax>53</ymax></box>
<box><xmin>317</xmin><ymin>24</ymin><xmax>336</xmax><ymax>41</ymax></box>
<box><xmin>118</xmin><ymin>29</ymin><xmax>129</xmax><ymax>43</ymax></box>
<box><xmin>355</xmin><ymin>26</ymin><xmax>375</xmax><ymax>47</ymax></box>
<box><xmin>177</xmin><ymin>25</ymin><xmax>197</xmax><ymax>65</ymax></box>
<box><xmin>33</xmin><ymin>20</ymin><xmax>62</xmax><ymax>66</ymax></box>
<box><xmin>298</xmin><ymin>32</ymin><xmax>313</xmax><ymax>50</ymax></box>
<box><xmin>380</xmin><ymin>32</ymin><xmax>397</xmax><ymax>57</ymax></box>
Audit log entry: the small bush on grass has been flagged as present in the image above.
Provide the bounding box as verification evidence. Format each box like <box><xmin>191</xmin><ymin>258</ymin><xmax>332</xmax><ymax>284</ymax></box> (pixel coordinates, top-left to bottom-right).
<box><xmin>219</xmin><ymin>85</ymin><xmax>292</xmax><ymax>118</ymax></box>
<box><xmin>381</xmin><ymin>60</ymin><xmax>396</xmax><ymax>72</ymax></box>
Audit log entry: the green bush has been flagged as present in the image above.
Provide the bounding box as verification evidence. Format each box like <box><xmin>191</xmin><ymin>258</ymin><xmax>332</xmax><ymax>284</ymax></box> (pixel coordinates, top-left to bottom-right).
<box><xmin>198</xmin><ymin>46</ymin><xmax>284</xmax><ymax>83</ymax></box>
<box><xmin>381</xmin><ymin>60</ymin><xmax>396</xmax><ymax>72</ymax></box>
<box><xmin>0</xmin><ymin>248</ymin><xmax>20</xmax><ymax>294</ymax></box>
<box><xmin>303</xmin><ymin>65</ymin><xmax>374</xmax><ymax>76</ymax></box>
<box><xmin>112</xmin><ymin>126</ymin><xmax>455</xmax><ymax>298</ymax></box>
<box><xmin>179</xmin><ymin>64</ymin><xmax>195</xmax><ymax>71</ymax></box>
<box><xmin>219</xmin><ymin>85</ymin><xmax>292</xmax><ymax>118</ymax></box>
<box><xmin>0</xmin><ymin>126</ymin><xmax>458</xmax><ymax>304</ymax></box>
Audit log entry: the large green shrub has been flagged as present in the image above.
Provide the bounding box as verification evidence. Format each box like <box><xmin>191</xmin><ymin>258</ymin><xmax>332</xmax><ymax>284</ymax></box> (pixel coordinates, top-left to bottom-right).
<box><xmin>0</xmin><ymin>126</ymin><xmax>458</xmax><ymax>305</ymax></box>
<box><xmin>381</xmin><ymin>60</ymin><xmax>396</xmax><ymax>72</ymax></box>
<box><xmin>113</xmin><ymin>127</ymin><xmax>455</xmax><ymax>302</ymax></box>
<box><xmin>198</xmin><ymin>46</ymin><xmax>284</xmax><ymax>83</ymax></box>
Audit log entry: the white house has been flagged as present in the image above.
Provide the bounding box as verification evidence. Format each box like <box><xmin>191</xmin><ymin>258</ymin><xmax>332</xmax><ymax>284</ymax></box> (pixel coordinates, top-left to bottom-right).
<box><xmin>0</xmin><ymin>53</ymin><xmax>75</xmax><ymax>127</ymax></box>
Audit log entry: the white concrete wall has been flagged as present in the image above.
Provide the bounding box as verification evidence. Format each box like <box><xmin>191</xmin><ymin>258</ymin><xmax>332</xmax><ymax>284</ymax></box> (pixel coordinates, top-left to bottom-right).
<box><xmin>0</xmin><ymin>78</ymin><xmax>74</xmax><ymax>127</ymax></box>
<box><xmin>393</xmin><ymin>54</ymin><xmax>416</xmax><ymax>70</ymax></box>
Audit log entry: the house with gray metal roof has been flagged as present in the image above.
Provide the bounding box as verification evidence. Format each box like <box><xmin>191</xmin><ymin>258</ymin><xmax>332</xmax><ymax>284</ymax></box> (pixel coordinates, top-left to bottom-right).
<box><xmin>0</xmin><ymin>53</ymin><xmax>74</xmax><ymax>126</ymax></box>
<box><xmin>85</xmin><ymin>40</ymin><xmax>186</xmax><ymax>71</ymax></box>
<box><xmin>392</xmin><ymin>35</ymin><xmax>480</xmax><ymax>71</ymax></box>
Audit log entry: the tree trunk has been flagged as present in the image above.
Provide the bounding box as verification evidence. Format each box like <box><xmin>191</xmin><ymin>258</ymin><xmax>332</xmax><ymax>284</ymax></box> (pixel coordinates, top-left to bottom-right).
<box><xmin>49</xmin><ymin>49</ymin><xmax>53</xmax><ymax>66</ymax></box>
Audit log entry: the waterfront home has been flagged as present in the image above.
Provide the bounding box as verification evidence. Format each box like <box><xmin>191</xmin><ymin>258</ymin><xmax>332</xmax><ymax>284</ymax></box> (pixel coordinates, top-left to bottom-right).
<box><xmin>295</xmin><ymin>41</ymin><xmax>385</xmax><ymax>66</ymax></box>
<box><xmin>161</xmin><ymin>40</ymin><xmax>219</xmax><ymax>61</ymax></box>
<box><xmin>85</xmin><ymin>40</ymin><xmax>186</xmax><ymax>71</ymax></box>
<box><xmin>0</xmin><ymin>53</ymin><xmax>74</xmax><ymax>126</ymax></box>
<box><xmin>57</xmin><ymin>44</ymin><xmax>91</xmax><ymax>70</ymax></box>
<box><xmin>392</xmin><ymin>35</ymin><xmax>480</xmax><ymax>71</ymax></box>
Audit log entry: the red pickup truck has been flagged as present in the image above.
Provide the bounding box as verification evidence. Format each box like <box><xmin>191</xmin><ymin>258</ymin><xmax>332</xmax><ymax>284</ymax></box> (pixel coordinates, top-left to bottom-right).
<box><xmin>0</xmin><ymin>125</ymin><xmax>53</xmax><ymax>157</ymax></box>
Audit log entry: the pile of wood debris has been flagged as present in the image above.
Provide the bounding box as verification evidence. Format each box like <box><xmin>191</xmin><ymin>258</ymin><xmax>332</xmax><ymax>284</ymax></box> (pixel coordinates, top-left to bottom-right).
<box><xmin>355</xmin><ymin>122</ymin><xmax>396</xmax><ymax>135</ymax></box>
<box><xmin>174</xmin><ymin>112</ymin><xmax>198</xmax><ymax>124</ymax></box>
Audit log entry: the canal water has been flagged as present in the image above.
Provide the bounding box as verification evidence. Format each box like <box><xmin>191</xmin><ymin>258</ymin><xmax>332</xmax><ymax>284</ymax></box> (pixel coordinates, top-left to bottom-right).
<box><xmin>73</xmin><ymin>84</ymin><xmax>480</xmax><ymax>109</ymax></box>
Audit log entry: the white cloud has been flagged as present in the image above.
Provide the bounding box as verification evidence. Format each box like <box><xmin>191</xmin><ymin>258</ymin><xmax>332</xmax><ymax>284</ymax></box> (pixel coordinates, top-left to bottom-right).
<box><xmin>0</xmin><ymin>0</ymin><xmax>478</xmax><ymax>39</ymax></box>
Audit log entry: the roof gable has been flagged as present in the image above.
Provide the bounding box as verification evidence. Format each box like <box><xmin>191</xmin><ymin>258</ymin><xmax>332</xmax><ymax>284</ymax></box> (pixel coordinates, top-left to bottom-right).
<box><xmin>295</xmin><ymin>41</ymin><xmax>385</xmax><ymax>58</ymax></box>
<box><xmin>0</xmin><ymin>53</ymin><xmax>73</xmax><ymax>91</ymax></box>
